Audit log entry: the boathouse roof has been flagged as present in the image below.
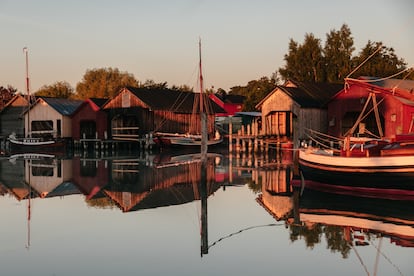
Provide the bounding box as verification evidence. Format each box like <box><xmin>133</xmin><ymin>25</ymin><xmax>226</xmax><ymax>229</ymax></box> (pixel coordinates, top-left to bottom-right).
<box><xmin>38</xmin><ymin>97</ymin><xmax>84</xmax><ymax>116</ymax></box>
<box><xmin>125</xmin><ymin>87</ymin><xmax>225</xmax><ymax>114</ymax></box>
<box><xmin>256</xmin><ymin>80</ymin><xmax>343</xmax><ymax>109</ymax></box>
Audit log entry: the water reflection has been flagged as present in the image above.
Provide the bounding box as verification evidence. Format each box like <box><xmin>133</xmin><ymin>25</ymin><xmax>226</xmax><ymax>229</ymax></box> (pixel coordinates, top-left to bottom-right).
<box><xmin>257</xmin><ymin>162</ymin><xmax>414</xmax><ymax>274</ymax></box>
<box><xmin>0</xmin><ymin>150</ymin><xmax>413</xmax><ymax>275</ymax></box>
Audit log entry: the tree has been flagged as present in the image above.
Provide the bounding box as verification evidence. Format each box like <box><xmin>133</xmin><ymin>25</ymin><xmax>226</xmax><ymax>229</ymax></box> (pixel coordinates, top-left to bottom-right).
<box><xmin>279</xmin><ymin>24</ymin><xmax>410</xmax><ymax>83</ymax></box>
<box><xmin>324</xmin><ymin>24</ymin><xmax>355</xmax><ymax>83</ymax></box>
<box><xmin>35</xmin><ymin>81</ymin><xmax>74</xmax><ymax>98</ymax></box>
<box><xmin>279</xmin><ymin>33</ymin><xmax>324</xmax><ymax>82</ymax></box>
<box><xmin>229</xmin><ymin>76</ymin><xmax>276</xmax><ymax>111</ymax></box>
<box><xmin>140</xmin><ymin>79</ymin><xmax>168</xmax><ymax>90</ymax></box>
<box><xmin>0</xmin><ymin>85</ymin><xmax>17</xmax><ymax>109</ymax></box>
<box><xmin>350</xmin><ymin>41</ymin><xmax>407</xmax><ymax>78</ymax></box>
<box><xmin>75</xmin><ymin>68</ymin><xmax>139</xmax><ymax>99</ymax></box>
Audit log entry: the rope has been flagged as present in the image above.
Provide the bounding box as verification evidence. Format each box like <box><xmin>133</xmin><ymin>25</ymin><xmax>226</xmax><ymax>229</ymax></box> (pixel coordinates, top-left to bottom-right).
<box><xmin>370</xmin><ymin>239</ymin><xmax>404</xmax><ymax>276</ymax></box>
<box><xmin>346</xmin><ymin>67</ymin><xmax>413</xmax><ymax>84</ymax></box>
<box><xmin>346</xmin><ymin>44</ymin><xmax>383</xmax><ymax>79</ymax></box>
<box><xmin>208</xmin><ymin>223</ymin><xmax>285</xmax><ymax>251</ymax></box>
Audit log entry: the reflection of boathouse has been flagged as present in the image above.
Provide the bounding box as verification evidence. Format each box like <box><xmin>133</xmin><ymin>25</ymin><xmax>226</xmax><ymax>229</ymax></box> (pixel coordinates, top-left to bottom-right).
<box><xmin>104</xmin><ymin>156</ymin><xmax>219</xmax><ymax>212</ymax></box>
<box><xmin>72</xmin><ymin>157</ymin><xmax>109</xmax><ymax>199</ymax></box>
<box><xmin>25</xmin><ymin>158</ymin><xmax>74</xmax><ymax>198</ymax></box>
<box><xmin>256</xmin><ymin>164</ymin><xmax>294</xmax><ymax>221</ymax></box>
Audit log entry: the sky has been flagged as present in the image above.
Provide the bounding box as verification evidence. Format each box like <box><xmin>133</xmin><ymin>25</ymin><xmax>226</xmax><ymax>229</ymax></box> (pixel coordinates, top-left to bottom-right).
<box><xmin>1</xmin><ymin>0</ymin><xmax>413</xmax><ymax>94</ymax></box>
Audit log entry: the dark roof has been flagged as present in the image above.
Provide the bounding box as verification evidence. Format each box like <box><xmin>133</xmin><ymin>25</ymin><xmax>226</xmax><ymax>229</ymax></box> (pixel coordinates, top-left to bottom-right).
<box><xmin>280</xmin><ymin>81</ymin><xmax>343</xmax><ymax>108</ymax></box>
<box><xmin>215</xmin><ymin>93</ymin><xmax>245</xmax><ymax>104</ymax></box>
<box><xmin>126</xmin><ymin>87</ymin><xmax>225</xmax><ymax>114</ymax></box>
<box><xmin>39</xmin><ymin>97</ymin><xmax>83</xmax><ymax>116</ymax></box>
<box><xmin>89</xmin><ymin>98</ymin><xmax>109</xmax><ymax>108</ymax></box>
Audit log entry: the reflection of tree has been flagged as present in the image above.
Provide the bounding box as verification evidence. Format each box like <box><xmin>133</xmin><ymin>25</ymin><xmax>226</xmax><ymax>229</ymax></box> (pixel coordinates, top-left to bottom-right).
<box><xmin>289</xmin><ymin>224</ymin><xmax>351</xmax><ymax>258</ymax></box>
<box><xmin>247</xmin><ymin>177</ymin><xmax>262</xmax><ymax>194</ymax></box>
<box><xmin>86</xmin><ymin>197</ymin><xmax>117</xmax><ymax>209</ymax></box>
<box><xmin>325</xmin><ymin>225</ymin><xmax>351</xmax><ymax>258</ymax></box>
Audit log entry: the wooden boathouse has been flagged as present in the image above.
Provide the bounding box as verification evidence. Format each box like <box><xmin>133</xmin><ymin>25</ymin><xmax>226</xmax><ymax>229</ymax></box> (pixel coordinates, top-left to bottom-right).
<box><xmin>102</xmin><ymin>87</ymin><xmax>224</xmax><ymax>145</ymax></box>
<box><xmin>255</xmin><ymin>80</ymin><xmax>343</xmax><ymax>146</ymax></box>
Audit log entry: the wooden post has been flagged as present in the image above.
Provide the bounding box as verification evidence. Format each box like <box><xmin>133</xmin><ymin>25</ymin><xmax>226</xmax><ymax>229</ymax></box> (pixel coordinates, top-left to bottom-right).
<box><xmin>229</xmin><ymin>116</ymin><xmax>233</xmax><ymax>153</ymax></box>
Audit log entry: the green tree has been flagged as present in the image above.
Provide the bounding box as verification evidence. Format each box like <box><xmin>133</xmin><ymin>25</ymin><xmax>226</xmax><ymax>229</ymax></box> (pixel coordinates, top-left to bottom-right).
<box><xmin>351</xmin><ymin>41</ymin><xmax>407</xmax><ymax>78</ymax></box>
<box><xmin>279</xmin><ymin>33</ymin><xmax>324</xmax><ymax>82</ymax></box>
<box><xmin>140</xmin><ymin>79</ymin><xmax>168</xmax><ymax>90</ymax></box>
<box><xmin>75</xmin><ymin>68</ymin><xmax>139</xmax><ymax>99</ymax></box>
<box><xmin>324</xmin><ymin>24</ymin><xmax>355</xmax><ymax>83</ymax></box>
<box><xmin>35</xmin><ymin>81</ymin><xmax>74</xmax><ymax>98</ymax></box>
<box><xmin>229</xmin><ymin>76</ymin><xmax>276</xmax><ymax>111</ymax></box>
<box><xmin>279</xmin><ymin>25</ymin><xmax>410</xmax><ymax>83</ymax></box>
<box><xmin>170</xmin><ymin>84</ymin><xmax>194</xmax><ymax>92</ymax></box>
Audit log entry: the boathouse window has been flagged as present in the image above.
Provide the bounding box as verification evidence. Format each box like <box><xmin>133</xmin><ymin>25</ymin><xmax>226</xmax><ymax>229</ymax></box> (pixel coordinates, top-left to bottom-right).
<box><xmin>31</xmin><ymin>120</ymin><xmax>53</xmax><ymax>137</ymax></box>
<box><xmin>31</xmin><ymin>159</ymin><xmax>54</xmax><ymax>177</ymax></box>
<box><xmin>122</xmin><ymin>92</ymin><xmax>130</xmax><ymax>108</ymax></box>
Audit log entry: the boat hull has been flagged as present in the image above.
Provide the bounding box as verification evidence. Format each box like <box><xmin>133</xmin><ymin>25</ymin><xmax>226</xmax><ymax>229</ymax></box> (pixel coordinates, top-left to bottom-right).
<box><xmin>298</xmin><ymin>148</ymin><xmax>414</xmax><ymax>190</ymax></box>
<box><xmin>154</xmin><ymin>135</ymin><xmax>223</xmax><ymax>148</ymax></box>
<box><xmin>9</xmin><ymin>138</ymin><xmax>68</xmax><ymax>154</ymax></box>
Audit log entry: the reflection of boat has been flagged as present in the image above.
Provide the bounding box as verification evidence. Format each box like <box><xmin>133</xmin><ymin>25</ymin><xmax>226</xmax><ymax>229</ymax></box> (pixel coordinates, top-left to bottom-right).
<box><xmin>153</xmin><ymin>40</ymin><xmax>222</xmax><ymax>148</ymax></box>
<box><xmin>292</xmin><ymin>188</ymin><xmax>414</xmax><ymax>248</ymax></box>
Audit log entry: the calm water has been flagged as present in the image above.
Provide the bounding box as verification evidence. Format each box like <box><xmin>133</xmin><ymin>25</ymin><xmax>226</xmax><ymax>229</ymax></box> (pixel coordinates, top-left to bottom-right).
<box><xmin>0</xmin><ymin>151</ymin><xmax>413</xmax><ymax>276</ymax></box>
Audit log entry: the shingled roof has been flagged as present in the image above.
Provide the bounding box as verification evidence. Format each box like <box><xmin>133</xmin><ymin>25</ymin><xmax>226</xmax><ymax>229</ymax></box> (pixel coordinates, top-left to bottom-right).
<box><xmin>126</xmin><ymin>87</ymin><xmax>225</xmax><ymax>114</ymax></box>
<box><xmin>38</xmin><ymin>97</ymin><xmax>84</xmax><ymax>116</ymax></box>
<box><xmin>286</xmin><ymin>80</ymin><xmax>344</xmax><ymax>107</ymax></box>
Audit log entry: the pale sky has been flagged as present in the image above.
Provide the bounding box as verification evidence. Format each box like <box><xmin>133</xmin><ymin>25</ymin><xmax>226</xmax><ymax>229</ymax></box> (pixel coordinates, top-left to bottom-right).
<box><xmin>1</xmin><ymin>0</ymin><xmax>413</xmax><ymax>94</ymax></box>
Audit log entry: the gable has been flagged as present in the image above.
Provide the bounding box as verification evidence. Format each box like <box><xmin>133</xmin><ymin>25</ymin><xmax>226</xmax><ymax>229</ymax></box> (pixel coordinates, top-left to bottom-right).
<box><xmin>103</xmin><ymin>88</ymin><xmax>150</xmax><ymax>109</ymax></box>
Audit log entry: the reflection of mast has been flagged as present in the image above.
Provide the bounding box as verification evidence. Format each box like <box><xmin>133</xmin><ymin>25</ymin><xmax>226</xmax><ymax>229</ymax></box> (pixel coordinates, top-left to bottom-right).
<box><xmin>200</xmin><ymin>161</ymin><xmax>208</xmax><ymax>256</ymax></box>
<box><xmin>199</xmin><ymin>38</ymin><xmax>208</xmax><ymax>256</ymax></box>
<box><xmin>26</xmin><ymin>159</ymin><xmax>31</xmax><ymax>250</ymax></box>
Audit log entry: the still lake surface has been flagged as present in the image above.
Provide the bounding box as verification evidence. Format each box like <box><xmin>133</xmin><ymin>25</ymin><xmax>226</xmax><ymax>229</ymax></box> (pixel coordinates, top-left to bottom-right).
<box><xmin>0</xmin><ymin>150</ymin><xmax>413</xmax><ymax>276</ymax></box>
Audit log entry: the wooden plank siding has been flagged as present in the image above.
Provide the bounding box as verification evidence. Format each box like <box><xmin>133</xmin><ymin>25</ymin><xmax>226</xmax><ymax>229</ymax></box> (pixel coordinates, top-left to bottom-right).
<box><xmin>256</xmin><ymin>81</ymin><xmax>342</xmax><ymax>145</ymax></box>
<box><xmin>328</xmin><ymin>79</ymin><xmax>414</xmax><ymax>140</ymax></box>
<box><xmin>0</xmin><ymin>95</ymin><xmax>28</xmax><ymax>138</ymax></box>
<box><xmin>104</xmin><ymin>88</ymin><xmax>219</xmax><ymax>139</ymax></box>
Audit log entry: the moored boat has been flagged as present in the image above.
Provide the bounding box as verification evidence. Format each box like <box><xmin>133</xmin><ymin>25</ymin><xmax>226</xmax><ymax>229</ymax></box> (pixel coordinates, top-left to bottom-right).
<box><xmin>298</xmin><ymin>142</ymin><xmax>414</xmax><ymax>189</ymax></box>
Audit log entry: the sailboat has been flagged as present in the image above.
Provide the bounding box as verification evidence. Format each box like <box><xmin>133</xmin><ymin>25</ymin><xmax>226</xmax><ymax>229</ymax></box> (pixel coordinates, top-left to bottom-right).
<box><xmin>8</xmin><ymin>47</ymin><xmax>65</xmax><ymax>153</ymax></box>
<box><xmin>298</xmin><ymin>77</ymin><xmax>414</xmax><ymax>191</ymax></box>
<box><xmin>153</xmin><ymin>40</ymin><xmax>223</xmax><ymax>148</ymax></box>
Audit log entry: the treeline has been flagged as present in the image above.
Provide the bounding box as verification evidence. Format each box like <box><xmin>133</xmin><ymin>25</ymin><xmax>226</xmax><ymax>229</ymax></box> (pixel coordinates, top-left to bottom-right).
<box><xmin>2</xmin><ymin>24</ymin><xmax>412</xmax><ymax>111</ymax></box>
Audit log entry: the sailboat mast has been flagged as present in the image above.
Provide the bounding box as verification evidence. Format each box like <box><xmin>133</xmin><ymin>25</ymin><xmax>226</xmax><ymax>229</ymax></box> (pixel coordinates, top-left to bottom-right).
<box><xmin>198</xmin><ymin>39</ymin><xmax>204</xmax><ymax>113</ymax></box>
<box><xmin>23</xmin><ymin>47</ymin><xmax>30</xmax><ymax>138</ymax></box>
<box><xmin>199</xmin><ymin>39</ymin><xmax>208</xmax><ymax>157</ymax></box>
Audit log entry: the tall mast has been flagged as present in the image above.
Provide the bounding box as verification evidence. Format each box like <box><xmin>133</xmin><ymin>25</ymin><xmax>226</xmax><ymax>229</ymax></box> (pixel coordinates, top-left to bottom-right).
<box><xmin>199</xmin><ymin>39</ymin><xmax>208</xmax><ymax>158</ymax></box>
<box><xmin>23</xmin><ymin>47</ymin><xmax>30</xmax><ymax>137</ymax></box>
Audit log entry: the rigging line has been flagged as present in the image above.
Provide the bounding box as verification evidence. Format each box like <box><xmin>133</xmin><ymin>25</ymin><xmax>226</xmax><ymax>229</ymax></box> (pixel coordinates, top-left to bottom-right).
<box><xmin>207</xmin><ymin>223</ymin><xmax>285</xmax><ymax>251</ymax></box>
<box><xmin>305</xmin><ymin>133</ymin><xmax>341</xmax><ymax>152</ymax></box>
<box><xmin>346</xmin><ymin>44</ymin><xmax>383</xmax><ymax>79</ymax></box>
<box><xmin>392</xmin><ymin>67</ymin><xmax>414</xmax><ymax>91</ymax></box>
<box><xmin>304</xmin><ymin>128</ymin><xmax>343</xmax><ymax>141</ymax></box>
<box><xmin>350</xmin><ymin>243</ymin><xmax>371</xmax><ymax>276</ymax></box>
<box><xmin>370</xmin><ymin>239</ymin><xmax>404</xmax><ymax>276</ymax></box>
<box><xmin>346</xmin><ymin>67</ymin><xmax>413</xmax><ymax>84</ymax></box>
<box><xmin>309</xmin><ymin>131</ymin><xmax>341</xmax><ymax>146</ymax></box>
